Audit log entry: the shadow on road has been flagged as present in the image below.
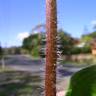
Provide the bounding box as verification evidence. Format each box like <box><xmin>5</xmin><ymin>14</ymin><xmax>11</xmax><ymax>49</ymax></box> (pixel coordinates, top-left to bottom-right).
<box><xmin>0</xmin><ymin>71</ymin><xmax>44</xmax><ymax>96</ymax></box>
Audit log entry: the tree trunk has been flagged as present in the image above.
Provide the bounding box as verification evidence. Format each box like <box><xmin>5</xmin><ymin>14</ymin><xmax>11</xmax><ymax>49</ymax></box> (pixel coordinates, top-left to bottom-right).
<box><xmin>45</xmin><ymin>0</ymin><xmax>57</xmax><ymax>96</ymax></box>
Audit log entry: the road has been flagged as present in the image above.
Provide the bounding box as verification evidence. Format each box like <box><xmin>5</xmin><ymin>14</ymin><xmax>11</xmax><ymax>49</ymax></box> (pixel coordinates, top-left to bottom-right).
<box><xmin>0</xmin><ymin>55</ymin><xmax>86</xmax><ymax>95</ymax></box>
<box><xmin>0</xmin><ymin>55</ymin><xmax>86</xmax><ymax>80</ymax></box>
<box><xmin>4</xmin><ymin>55</ymin><xmax>44</xmax><ymax>72</ymax></box>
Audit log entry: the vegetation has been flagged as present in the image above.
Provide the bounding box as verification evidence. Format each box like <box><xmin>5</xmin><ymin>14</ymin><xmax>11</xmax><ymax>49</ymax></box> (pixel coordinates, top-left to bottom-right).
<box><xmin>57</xmin><ymin>29</ymin><xmax>75</xmax><ymax>55</ymax></box>
<box><xmin>62</xmin><ymin>57</ymin><xmax>96</xmax><ymax>65</ymax></box>
<box><xmin>0</xmin><ymin>45</ymin><xmax>3</xmax><ymax>59</ymax></box>
<box><xmin>3</xmin><ymin>47</ymin><xmax>23</xmax><ymax>55</ymax></box>
<box><xmin>21</xmin><ymin>30</ymin><xmax>96</xmax><ymax>57</ymax></box>
<box><xmin>70</xmin><ymin>46</ymin><xmax>91</xmax><ymax>54</ymax></box>
<box><xmin>66</xmin><ymin>65</ymin><xmax>96</xmax><ymax>96</ymax></box>
<box><xmin>81</xmin><ymin>31</ymin><xmax>96</xmax><ymax>43</ymax></box>
<box><xmin>0</xmin><ymin>70</ymin><xmax>43</xmax><ymax>96</ymax></box>
<box><xmin>0</xmin><ymin>67</ymin><xmax>14</xmax><ymax>72</ymax></box>
<box><xmin>22</xmin><ymin>34</ymin><xmax>39</xmax><ymax>57</ymax></box>
<box><xmin>22</xmin><ymin>29</ymin><xmax>77</xmax><ymax>57</ymax></box>
<box><xmin>2</xmin><ymin>28</ymin><xmax>96</xmax><ymax>58</ymax></box>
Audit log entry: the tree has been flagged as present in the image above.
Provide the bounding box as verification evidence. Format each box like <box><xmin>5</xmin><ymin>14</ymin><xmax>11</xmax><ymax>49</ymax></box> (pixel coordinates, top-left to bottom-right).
<box><xmin>81</xmin><ymin>31</ymin><xmax>96</xmax><ymax>47</ymax></box>
<box><xmin>22</xmin><ymin>34</ymin><xmax>39</xmax><ymax>57</ymax></box>
<box><xmin>0</xmin><ymin>44</ymin><xmax>5</xmax><ymax>69</ymax></box>
<box><xmin>57</xmin><ymin>29</ymin><xmax>75</xmax><ymax>55</ymax></box>
<box><xmin>45</xmin><ymin>0</ymin><xmax>57</xmax><ymax>96</ymax></box>
<box><xmin>0</xmin><ymin>44</ymin><xmax>3</xmax><ymax>59</ymax></box>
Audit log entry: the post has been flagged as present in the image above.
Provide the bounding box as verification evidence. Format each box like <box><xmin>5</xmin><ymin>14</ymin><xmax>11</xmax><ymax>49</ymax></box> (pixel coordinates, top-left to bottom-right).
<box><xmin>45</xmin><ymin>0</ymin><xmax>57</xmax><ymax>96</ymax></box>
<box><xmin>1</xmin><ymin>57</ymin><xmax>5</xmax><ymax>70</ymax></box>
<box><xmin>0</xmin><ymin>43</ymin><xmax>5</xmax><ymax>70</ymax></box>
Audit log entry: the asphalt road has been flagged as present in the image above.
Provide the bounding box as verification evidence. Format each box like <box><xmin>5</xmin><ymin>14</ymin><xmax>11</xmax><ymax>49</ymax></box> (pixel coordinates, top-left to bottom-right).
<box><xmin>1</xmin><ymin>55</ymin><xmax>43</xmax><ymax>72</ymax></box>
<box><xmin>0</xmin><ymin>55</ymin><xmax>86</xmax><ymax>77</ymax></box>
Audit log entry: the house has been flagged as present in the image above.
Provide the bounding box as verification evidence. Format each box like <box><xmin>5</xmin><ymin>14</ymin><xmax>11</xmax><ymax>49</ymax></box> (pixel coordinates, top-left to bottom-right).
<box><xmin>91</xmin><ymin>38</ymin><xmax>96</xmax><ymax>55</ymax></box>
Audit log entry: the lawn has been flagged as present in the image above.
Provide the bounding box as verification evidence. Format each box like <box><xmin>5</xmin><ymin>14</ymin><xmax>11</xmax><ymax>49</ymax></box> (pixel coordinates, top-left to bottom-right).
<box><xmin>0</xmin><ymin>69</ymin><xmax>43</xmax><ymax>96</ymax></box>
<box><xmin>61</xmin><ymin>56</ymin><xmax>96</xmax><ymax>66</ymax></box>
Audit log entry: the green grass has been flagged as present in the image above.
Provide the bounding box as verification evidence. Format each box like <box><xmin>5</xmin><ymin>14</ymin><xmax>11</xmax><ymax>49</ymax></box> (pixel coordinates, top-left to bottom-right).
<box><xmin>0</xmin><ymin>70</ymin><xmax>43</xmax><ymax>96</ymax></box>
<box><xmin>0</xmin><ymin>67</ymin><xmax>14</xmax><ymax>72</ymax></box>
<box><xmin>61</xmin><ymin>57</ymin><xmax>96</xmax><ymax>65</ymax></box>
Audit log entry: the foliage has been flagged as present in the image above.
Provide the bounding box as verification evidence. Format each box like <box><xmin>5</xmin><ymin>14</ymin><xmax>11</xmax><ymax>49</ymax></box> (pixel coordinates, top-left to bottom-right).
<box><xmin>66</xmin><ymin>65</ymin><xmax>96</xmax><ymax>96</ymax></box>
<box><xmin>31</xmin><ymin>46</ymin><xmax>39</xmax><ymax>57</ymax></box>
<box><xmin>57</xmin><ymin>29</ymin><xmax>75</xmax><ymax>55</ymax></box>
<box><xmin>0</xmin><ymin>45</ymin><xmax>3</xmax><ymax>59</ymax></box>
<box><xmin>81</xmin><ymin>46</ymin><xmax>91</xmax><ymax>53</ymax></box>
<box><xmin>71</xmin><ymin>46</ymin><xmax>91</xmax><ymax>54</ymax></box>
<box><xmin>22</xmin><ymin>29</ymin><xmax>96</xmax><ymax>56</ymax></box>
<box><xmin>22</xmin><ymin>29</ymin><xmax>82</xmax><ymax>56</ymax></box>
<box><xmin>0</xmin><ymin>71</ymin><xmax>42</xmax><ymax>96</ymax></box>
<box><xmin>70</xmin><ymin>47</ymin><xmax>81</xmax><ymax>54</ymax></box>
<box><xmin>89</xmin><ymin>31</ymin><xmax>96</xmax><ymax>38</ymax></box>
<box><xmin>81</xmin><ymin>35</ymin><xmax>92</xmax><ymax>43</ymax></box>
<box><xmin>22</xmin><ymin>34</ymin><xmax>39</xmax><ymax>57</ymax></box>
<box><xmin>14</xmin><ymin>47</ymin><xmax>21</xmax><ymax>54</ymax></box>
<box><xmin>81</xmin><ymin>31</ymin><xmax>96</xmax><ymax>42</ymax></box>
<box><xmin>5</xmin><ymin>47</ymin><xmax>22</xmax><ymax>55</ymax></box>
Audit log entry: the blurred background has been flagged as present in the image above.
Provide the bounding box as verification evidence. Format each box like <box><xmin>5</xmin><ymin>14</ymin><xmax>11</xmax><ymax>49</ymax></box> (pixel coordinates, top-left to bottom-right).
<box><xmin>0</xmin><ymin>0</ymin><xmax>96</xmax><ymax>96</ymax></box>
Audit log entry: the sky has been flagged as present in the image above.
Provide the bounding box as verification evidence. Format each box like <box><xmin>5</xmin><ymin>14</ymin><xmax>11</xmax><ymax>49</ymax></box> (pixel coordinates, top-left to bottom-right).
<box><xmin>0</xmin><ymin>0</ymin><xmax>96</xmax><ymax>47</ymax></box>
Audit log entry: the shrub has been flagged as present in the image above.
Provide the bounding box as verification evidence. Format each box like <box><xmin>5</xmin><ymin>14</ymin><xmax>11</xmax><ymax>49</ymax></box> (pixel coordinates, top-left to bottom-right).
<box><xmin>70</xmin><ymin>47</ymin><xmax>81</xmax><ymax>54</ymax></box>
<box><xmin>81</xmin><ymin>46</ymin><xmax>91</xmax><ymax>53</ymax></box>
<box><xmin>70</xmin><ymin>46</ymin><xmax>91</xmax><ymax>54</ymax></box>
